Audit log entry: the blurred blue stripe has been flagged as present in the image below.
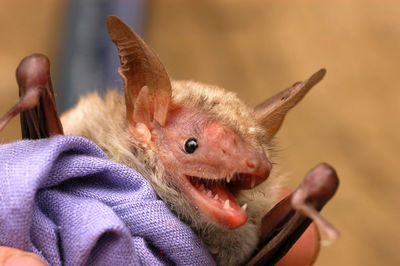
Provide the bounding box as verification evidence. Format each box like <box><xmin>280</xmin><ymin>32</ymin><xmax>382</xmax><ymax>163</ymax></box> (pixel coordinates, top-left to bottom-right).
<box><xmin>56</xmin><ymin>0</ymin><xmax>147</xmax><ymax>113</ymax></box>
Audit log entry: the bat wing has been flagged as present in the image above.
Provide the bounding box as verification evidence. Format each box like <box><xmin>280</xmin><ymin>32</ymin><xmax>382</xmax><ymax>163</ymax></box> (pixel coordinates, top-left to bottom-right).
<box><xmin>246</xmin><ymin>163</ymin><xmax>339</xmax><ymax>265</ymax></box>
<box><xmin>0</xmin><ymin>54</ymin><xmax>63</xmax><ymax>139</ymax></box>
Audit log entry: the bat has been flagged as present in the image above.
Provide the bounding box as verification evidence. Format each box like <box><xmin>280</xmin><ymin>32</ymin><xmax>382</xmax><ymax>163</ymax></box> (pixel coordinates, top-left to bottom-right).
<box><xmin>0</xmin><ymin>15</ymin><xmax>339</xmax><ymax>266</ymax></box>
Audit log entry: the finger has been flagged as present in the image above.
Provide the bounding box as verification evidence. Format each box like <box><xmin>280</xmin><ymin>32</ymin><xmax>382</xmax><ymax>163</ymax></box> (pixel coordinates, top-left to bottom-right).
<box><xmin>275</xmin><ymin>188</ymin><xmax>320</xmax><ymax>266</ymax></box>
<box><xmin>0</xmin><ymin>246</ymin><xmax>47</xmax><ymax>266</ymax></box>
<box><xmin>276</xmin><ymin>223</ymin><xmax>320</xmax><ymax>266</ymax></box>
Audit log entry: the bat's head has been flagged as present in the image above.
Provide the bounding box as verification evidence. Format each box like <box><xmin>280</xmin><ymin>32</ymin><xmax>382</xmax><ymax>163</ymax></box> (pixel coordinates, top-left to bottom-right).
<box><xmin>150</xmin><ymin>82</ymin><xmax>273</xmax><ymax>229</ymax></box>
<box><xmin>106</xmin><ymin>16</ymin><xmax>325</xmax><ymax>229</ymax></box>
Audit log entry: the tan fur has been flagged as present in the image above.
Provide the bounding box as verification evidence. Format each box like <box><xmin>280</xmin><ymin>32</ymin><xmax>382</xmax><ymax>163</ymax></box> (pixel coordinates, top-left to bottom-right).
<box><xmin>61</xmin><ymin>81</ymin><xmax>282</xmax><ymax>266</ymax></box>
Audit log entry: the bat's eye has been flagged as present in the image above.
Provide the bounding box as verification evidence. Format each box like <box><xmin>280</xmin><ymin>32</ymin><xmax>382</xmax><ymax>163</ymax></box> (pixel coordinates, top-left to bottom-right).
<box><xmin>184</xmin><ymin>138</ymin><xmax>198</xmax><ymax>154</ymax></box>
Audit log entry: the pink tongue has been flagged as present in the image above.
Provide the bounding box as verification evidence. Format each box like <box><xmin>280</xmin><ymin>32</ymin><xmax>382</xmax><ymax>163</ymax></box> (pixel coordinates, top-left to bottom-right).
<box><xmin>194</xmin><ymin>181</ymin><xmax>248</xmax><ymax>229</ymax></box>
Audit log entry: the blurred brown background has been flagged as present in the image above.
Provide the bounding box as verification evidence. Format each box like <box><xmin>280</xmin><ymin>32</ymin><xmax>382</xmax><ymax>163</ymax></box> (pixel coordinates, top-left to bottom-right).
<box><xmin>1</xmin><ymin>0</ymin><xmax>399</xmax><ymax>265</ymax></box>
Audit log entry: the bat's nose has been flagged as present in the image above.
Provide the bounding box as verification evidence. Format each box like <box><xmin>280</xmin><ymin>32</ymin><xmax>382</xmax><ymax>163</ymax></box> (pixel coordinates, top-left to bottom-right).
<box><xmin>245</xmin><ymin>156</ymin><xmax>272</xmax><ymax>177</ymax></box>
<box><xmin>245</xmin><ymin>159</ymin><xmax>257</xmax><ymax>169</ymax></box>
<box><xmin>246</xmin><ymin>159</ymin><xmax>272</xmax><ymax>169</ymax></box>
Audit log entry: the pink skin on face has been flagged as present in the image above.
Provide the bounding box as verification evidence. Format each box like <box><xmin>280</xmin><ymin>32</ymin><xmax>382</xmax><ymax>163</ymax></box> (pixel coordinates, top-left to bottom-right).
<box><xmin>152</xmin><ymin>107</ymin><xmax>271</xmax><ymax>229</ymax></box>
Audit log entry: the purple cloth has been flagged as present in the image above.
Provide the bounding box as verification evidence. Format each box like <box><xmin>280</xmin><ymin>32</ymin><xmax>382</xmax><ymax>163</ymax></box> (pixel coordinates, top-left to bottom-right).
<box><xmin>0</xmin><ymin>136</ymin><xmax>215</xmax><ymax>266</ymax></box>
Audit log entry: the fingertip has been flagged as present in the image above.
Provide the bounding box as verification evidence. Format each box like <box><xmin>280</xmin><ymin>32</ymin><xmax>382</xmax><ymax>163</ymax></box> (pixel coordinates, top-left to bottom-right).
<box><xmin>0</xmin><ymin>247</ymin><xmax>47</xmax><ymax>266</ymax></box>
<box><xmin>275</xmin><ymin>223</ymin><xmax>320</xmax><ymax>266</ymax></box>
<box><xmin>275</xmin><ymin>187</ymin><xmax>321</xmax><ymax>266</ymax></box>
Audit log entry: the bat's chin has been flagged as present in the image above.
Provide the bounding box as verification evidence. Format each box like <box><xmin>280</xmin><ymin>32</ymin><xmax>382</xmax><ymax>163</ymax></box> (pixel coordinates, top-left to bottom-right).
<box><xmin>180</xmin><ymin>173</ymin><xmax>267</xmax><ymax>229</ymax></box>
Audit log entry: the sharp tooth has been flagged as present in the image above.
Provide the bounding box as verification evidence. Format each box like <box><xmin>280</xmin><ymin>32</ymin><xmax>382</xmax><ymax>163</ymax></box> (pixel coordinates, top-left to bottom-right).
<box><xmin>213</xmin><ymin>194</ymin><xmax>219</xmax><ymax>200</ymax></box>
<box><xmin>223</xmin><ymin>200</ymin><xmax>230</xmax><ymax>209</ymax></box>
<box><xmin>207</xmin><ymin>190</ymin><xmax>212</xmax><ymax>197</ymax></box>
<box><xmin>251</xmin><ymin>177</ymin><xmax>256</xmax><ymax>188</ymax></box>
<box><xmin>227</xmin><ymin>176</ymin><xmax>231</xmax><ymax>183</ymax></box>
<box><xmin>241</xmin><ymin>203</ymin><xmax>247</xmax><ymax>211</ymax></box>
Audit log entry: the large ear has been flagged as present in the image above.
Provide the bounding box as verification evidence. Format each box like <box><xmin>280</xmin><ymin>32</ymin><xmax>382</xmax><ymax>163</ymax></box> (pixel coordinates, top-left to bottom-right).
<box><xmin>254</xmin><ymin>69</ymin><xmax>326</xmax><ymax>138</ymax></box>
<box><xmin>106</xmin><ymin>15</ymin><xmax>172</xmax><ymax>129</ymax></box>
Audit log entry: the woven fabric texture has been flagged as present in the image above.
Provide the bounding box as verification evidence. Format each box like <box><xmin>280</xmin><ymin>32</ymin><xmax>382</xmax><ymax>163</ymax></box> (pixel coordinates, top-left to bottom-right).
<box><xmin>0</xmin><ymin>136</ymin><xmax>215</xmax><ymax>265</ymax></box>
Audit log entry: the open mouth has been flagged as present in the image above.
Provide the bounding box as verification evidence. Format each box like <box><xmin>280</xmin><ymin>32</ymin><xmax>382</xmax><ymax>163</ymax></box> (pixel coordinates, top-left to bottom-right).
<box><xmin>185</xmin><ymin>172</ymin><xmax>268</xmax><ymax>229</ymax></box>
